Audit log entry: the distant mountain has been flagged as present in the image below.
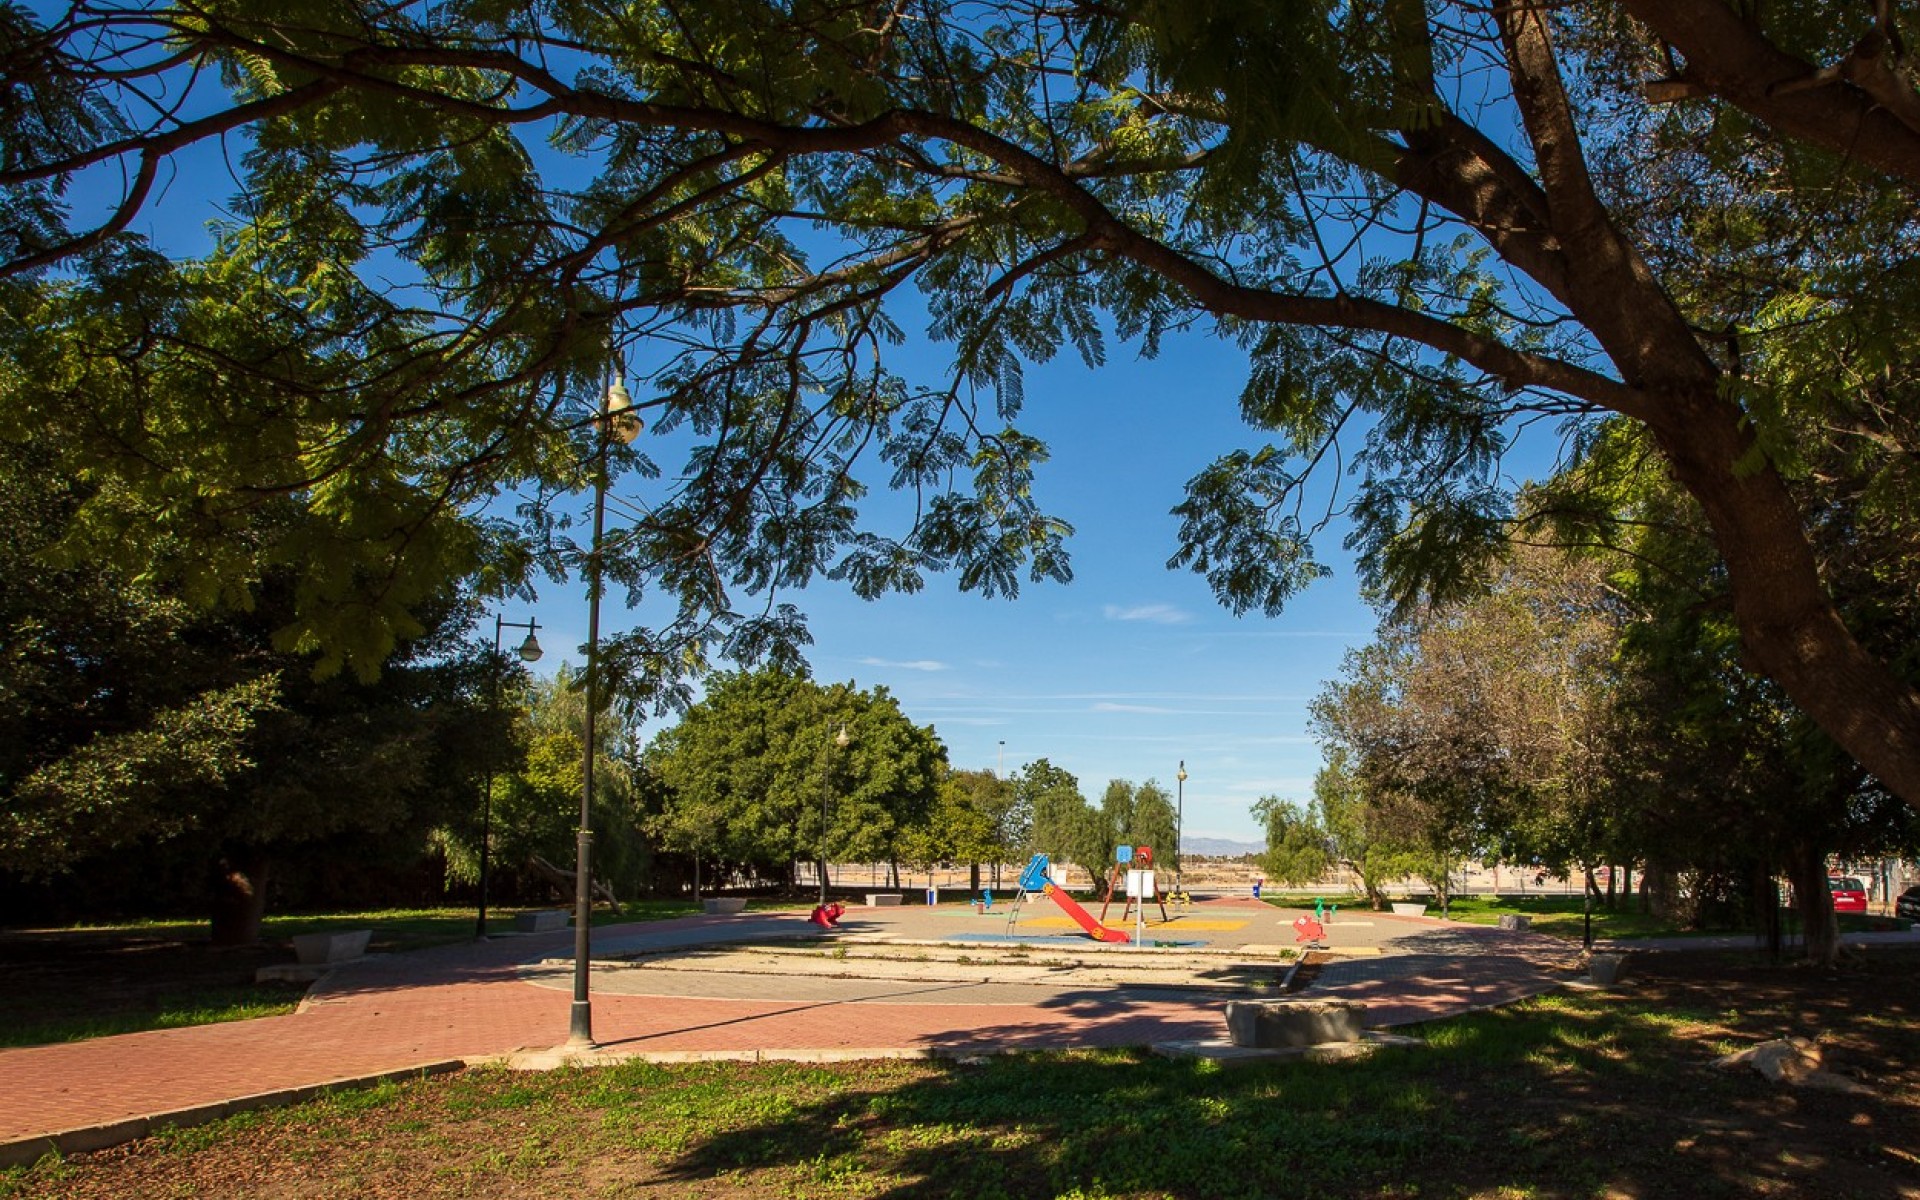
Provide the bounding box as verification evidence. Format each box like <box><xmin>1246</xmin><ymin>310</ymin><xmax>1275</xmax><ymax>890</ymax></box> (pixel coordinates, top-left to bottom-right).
<box><xmin>1182</xmin><ymin>837</ymin><xmax>1265</xmax><ymax>857</ymax></box>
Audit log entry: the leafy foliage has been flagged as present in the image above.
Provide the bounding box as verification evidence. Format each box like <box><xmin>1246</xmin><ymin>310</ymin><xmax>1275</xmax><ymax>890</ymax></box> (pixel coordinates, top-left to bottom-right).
<box><xmin>643</xmin><ymin>668</ymin><xmax>945</xmax><ymax>883</ymax></box>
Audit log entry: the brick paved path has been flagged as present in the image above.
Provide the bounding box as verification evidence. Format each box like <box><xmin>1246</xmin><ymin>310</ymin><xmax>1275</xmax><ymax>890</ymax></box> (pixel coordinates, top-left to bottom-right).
<box><xmin>0</xmin><ymin>906</ymin><xmax>1571</xmax><ymax>1157</ymax></box>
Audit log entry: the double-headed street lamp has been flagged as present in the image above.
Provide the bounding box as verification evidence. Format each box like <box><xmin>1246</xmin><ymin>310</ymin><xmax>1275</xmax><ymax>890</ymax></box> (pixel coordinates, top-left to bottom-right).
<box><xmin>569</xmin><ymin>369</ymin><xmax>644</xmax><ymax>1049</ymax></box>
<box><xmin>478</xmin><ymin>616</ymin><xmax>543</xmax><ymax>939</ymax></box>
<box><xmin>818</xmin><ymin>723</ymin><xmax>851</xmax><ymax>905</ymax></box>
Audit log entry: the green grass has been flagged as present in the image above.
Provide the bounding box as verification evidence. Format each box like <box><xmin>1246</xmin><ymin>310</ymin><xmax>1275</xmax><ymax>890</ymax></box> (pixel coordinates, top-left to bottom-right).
<box><xmin>1424</xmin><ymin>893</ymin><xmax>1685</xmax><ymax>938</ymax></box>
<box><xmin>0</xmin><ymin>986</ymin><xmax>312</xmax><ymax>1049</ymax></box>
<box><xmin>1269</xmin><ymin>892</ymin><xmax>1910</xmax><ymax>942</ymax></box>
<box><xmin>9</xmin><ymin>949</ymin><xmax>1916</xmax><ymax>1199</ymax></box>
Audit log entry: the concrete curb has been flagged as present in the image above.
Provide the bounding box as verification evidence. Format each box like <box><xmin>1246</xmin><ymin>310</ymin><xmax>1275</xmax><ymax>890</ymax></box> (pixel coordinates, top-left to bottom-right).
<box><xmin>0</xmin><ymin>1060</ymin><xmax>466</xmax><ymax>1169</ymax></box>
<box><xmin>483</xmin><ymin>1043</ymin><xmax>1056</xmax><ymax>1070</ymax></box>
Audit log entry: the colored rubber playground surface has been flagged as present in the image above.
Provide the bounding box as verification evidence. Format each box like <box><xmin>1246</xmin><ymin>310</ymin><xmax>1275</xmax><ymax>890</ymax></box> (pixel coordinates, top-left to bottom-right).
<box><xmin>1</xmin><ymin>895</ymin><xmax>1584</xmax><ymax>1164</ymax></box>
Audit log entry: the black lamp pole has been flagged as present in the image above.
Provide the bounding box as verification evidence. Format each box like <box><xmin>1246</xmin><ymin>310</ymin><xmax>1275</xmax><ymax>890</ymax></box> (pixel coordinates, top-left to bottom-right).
<box><xmin>1175</xmin><ymin>760</ymin><xmax>1187</xmax><ymax>893</ymax></box>
<box><xmin>569</xmin><ymin>365</ymin><xmax>643</xmax><ymax>1048</ymax></box>
<box><xmin>478</xmin><ymin>616</ymin><xmax>541</xmax><ymax>939</ymax></box>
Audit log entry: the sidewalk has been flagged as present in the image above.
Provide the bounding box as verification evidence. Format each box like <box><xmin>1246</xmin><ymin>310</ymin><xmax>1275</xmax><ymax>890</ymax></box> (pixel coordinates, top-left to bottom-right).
<box><xmin>0</xmin><ymin>904</ymin><xmax>1571</xmax><ymax>1166</ymax></box>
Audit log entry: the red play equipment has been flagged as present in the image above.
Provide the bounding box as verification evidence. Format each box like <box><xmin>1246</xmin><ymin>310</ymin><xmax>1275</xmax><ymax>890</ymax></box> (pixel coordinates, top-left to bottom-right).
<box><xmin>1292</xmin><ymin>914</ymin><xmax>1326</xmax><ymax>945</ymax></box>
<box><xmin>1098</xmin><ymin>845</ymin><xmax>1169</xmax><ymax>925</ymax></box>
<box><xmin>1017</xmin><ymin>854</ymin><xmax>1130</xmax><ymax>943</ymax></box>
<box><xmin>809</xmin><ymin>901</ymin><xmax>846</xmax><ymax>928</ymax></box>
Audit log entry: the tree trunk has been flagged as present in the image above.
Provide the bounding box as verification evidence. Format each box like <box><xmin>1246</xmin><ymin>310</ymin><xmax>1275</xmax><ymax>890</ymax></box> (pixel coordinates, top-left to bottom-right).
<box><xmin>970</xmin><ymin>861</ymin><xmax>980</xmax><ymax>894</ymax></box>
<box><xmin>1644</xmin><ymin>390</ymin><xmax>1920</xmax><ymax>815</ymax></box>
<box><xmin>1785</xmin><ymin>842</ymin><xmax>1839</xmax><ymax>967</ymax></box>
<box><xmin>208</xmin><ymin>849</ymin><xmax>270</xmax><ymax>946</ymax></box>
<box><xmin>1643</xmin><ymin>862</ymin><xmax>1675</xmax><ymax>920</ymax></box>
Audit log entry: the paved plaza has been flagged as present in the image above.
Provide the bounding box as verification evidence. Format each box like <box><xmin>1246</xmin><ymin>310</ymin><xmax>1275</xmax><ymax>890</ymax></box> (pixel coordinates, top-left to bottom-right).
<box><xmin>0</xmin><ymin>895</ymin><xmax>1589</xmax><ymax>1165</ymax></box>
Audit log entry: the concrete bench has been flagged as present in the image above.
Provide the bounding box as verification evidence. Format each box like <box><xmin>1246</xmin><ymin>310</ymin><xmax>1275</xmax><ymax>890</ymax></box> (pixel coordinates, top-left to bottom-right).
<box><xmin>290</xmin><ymin>930</ymin><xmax>371</xmax><ymax>965</ymax></box>
<box><xmin>513</xmin><ymin>909</ymin><xmax>569</xmax><ymax>933</ymax></box>
<box><xmin>1225</xmin><ymin>998</ymin><xmax>1367</xmax><ymax>1049</ymax></box>
<box><xmin>1498</xmin><ymin>913</ymin><xmax>1532</xmax><ymax>931</ymax></box>
<box><xmin>1390</xmin><ymin>902</ymin><xmax>1428</xmax><ymax>917</ymax></box>
<box><xmin>864</xmin><ymin>893</ymin><xmax>903</xmax><ymax>907</ymax></box>
<box><xmin>702</xmin><ymin>897</ymin><xmax>748</xmax><ymax>914</ymax></box>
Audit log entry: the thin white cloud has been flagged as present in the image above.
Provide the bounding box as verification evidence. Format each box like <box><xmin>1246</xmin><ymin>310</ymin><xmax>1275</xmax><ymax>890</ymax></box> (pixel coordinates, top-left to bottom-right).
<box><xmin>1091</xmin><ymin>701</ymin><xmax>1176</xmax><ymax>714</ymax></box>
<box><xmin>858</xmin><ymin>656</ymin><xmax>949</xmax><ymax>672</ymax></box>
<box><xmin>1103</xmin><ymin>603</ymin><xmax>1193</xmax><ymax>625</ymax></box>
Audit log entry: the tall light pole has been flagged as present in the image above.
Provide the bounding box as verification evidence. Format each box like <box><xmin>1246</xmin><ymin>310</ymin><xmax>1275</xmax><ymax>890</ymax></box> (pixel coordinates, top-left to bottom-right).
<box><xmin>819</xmin><ymin>723</ymin><xmax>851</xmax><ymax>905</ymax></box>
<box><xmin>569</xmin><ymin>367</ymin><xmax>644</xmax><ymax>1049</ymax></box>
<box><xmin>1175</xmin><ymin>760</ymin><xmax>1187</xmax><ymax>893</ymax></box>
<box><xmin>478</xmin><ymin>616</ymin><xmax>542</xmax><ymax>939</ymax></box>
<box><xmin>997</xmin><ymin>740</ymin><xmax>1005</xmax><ymax>777</ymax></box>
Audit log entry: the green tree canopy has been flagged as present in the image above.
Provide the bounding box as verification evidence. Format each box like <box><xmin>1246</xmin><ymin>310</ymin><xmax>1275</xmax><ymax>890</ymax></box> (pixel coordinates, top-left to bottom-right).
<box><xmin>7</xmin><ymin>1</ymin><xmax>1920</xmax><ymax>813</ymax></box>
<box><xmin>0</xmin><ymin>440</ymin><xmax>493</xmax><ymax>941</ymax></box>
<box><xmin>644</xmin><ymin>668</ymin><xmax>945</xmax><ymax>886</ymax></box>
<box><xmin>1252</xmin><ymin>796</ymin><xmax>1332</xmax><ymax>889</ymax></box>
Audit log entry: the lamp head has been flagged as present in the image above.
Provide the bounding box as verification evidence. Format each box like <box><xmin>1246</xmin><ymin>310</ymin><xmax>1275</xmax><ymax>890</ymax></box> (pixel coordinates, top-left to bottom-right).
<box><xmin>834</xmin><ymin>724</ymin><xmax>850</xmax><ymax>749</ymax></box>
<box><xmin>604</xmin><ymin>380</ymin><xmax>644</xmax><ymax>444</ymax></box>
<box><xmin>516</xmin><ymin>631</ymin><xmax>543</xmax><ymax>663</ymax></box>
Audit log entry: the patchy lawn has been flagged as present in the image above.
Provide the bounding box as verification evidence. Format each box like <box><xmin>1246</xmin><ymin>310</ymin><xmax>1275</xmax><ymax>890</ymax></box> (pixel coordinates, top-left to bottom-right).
<box><xmin>7</xmin><ymin>949</ymin><xmax>1917</xmax><ymax>1199</ymax></box>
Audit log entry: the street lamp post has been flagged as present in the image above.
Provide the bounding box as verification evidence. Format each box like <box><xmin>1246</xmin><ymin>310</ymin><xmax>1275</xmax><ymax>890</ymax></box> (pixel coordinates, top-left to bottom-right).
<box><xmin>1175</xmin><ymin>760</ymin><xmax>1187</xmax><ymax>893</ymax></box>
<box><xmin>478</xmin><ymin>616</ymin><xmax>542</xmax><ymax>939</ymax></box>
<box><xmin>819</xmin><ymin>723</ymin><xmax>850</xmax><ymax>906</ymax></box>
<box><xmin>569</xmin><ymin>368</ymin><xmax>644</xmax><ymax>1048</ymax></box>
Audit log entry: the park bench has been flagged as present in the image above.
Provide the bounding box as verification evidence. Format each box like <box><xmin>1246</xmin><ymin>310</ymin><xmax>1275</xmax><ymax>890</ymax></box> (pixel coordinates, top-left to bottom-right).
<box><xmin>702</xmin><ymin>897</ymin><xmax>748</xmax><ymax>914</ymax></box>
<box><xmin>864</xmin><ymin>893</ymin><xmax>903</xmax><ymax>906</ymax></box>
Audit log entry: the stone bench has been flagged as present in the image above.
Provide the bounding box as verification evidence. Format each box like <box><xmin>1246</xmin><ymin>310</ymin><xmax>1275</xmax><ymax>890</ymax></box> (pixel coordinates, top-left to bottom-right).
<box><xmin>290</xmin><ymin>929</ymin><xmax>371</xmax><ymax>965</ymax></box>
<box><xmin>702</xmin><ymin>897</ymin><xmax>748</xmax><ymax>914</ymax></box>
<box><xmin>513</xmin><ymin>909</ymin><xmax>569</xmax><ymax>933</ymax></box>
<box><xmin>1390</xmin><ymin>902</ymin><xmax>1428</xmax><ymax>917</ymax></box>
<box><xmin>1225</xmin><ymin>998</ymin><xmax>1367</xmax><ymax>1049</ymax></box>
<box><xmin>1498</xmin><ymin>913</ymin><xmax>1532</xmax><ymax>931</ymax></box>
<box><xmin>864</xmin><ymin>893</ymin><xmax>903</xmax><ymax>906</ymax></box>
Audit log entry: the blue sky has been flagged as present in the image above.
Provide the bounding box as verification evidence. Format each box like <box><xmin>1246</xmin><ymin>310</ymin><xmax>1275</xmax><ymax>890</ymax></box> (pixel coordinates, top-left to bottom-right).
<box><xmin>80</xmin><ymin>120</ymin><xmax>1379</xmax><ymax>845</ymax></box>
<box><xmin>523</xmin><ymin>330</ymin><xmax>1382</xmax><ymax>845</ymax></box>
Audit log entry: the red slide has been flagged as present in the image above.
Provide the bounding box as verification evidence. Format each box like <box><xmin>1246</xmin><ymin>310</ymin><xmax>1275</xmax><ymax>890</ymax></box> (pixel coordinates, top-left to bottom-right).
<box><xmin>1042</xmin><ymin>881</ymin><xmax>1131</xmax><ymax>944</ymax></box>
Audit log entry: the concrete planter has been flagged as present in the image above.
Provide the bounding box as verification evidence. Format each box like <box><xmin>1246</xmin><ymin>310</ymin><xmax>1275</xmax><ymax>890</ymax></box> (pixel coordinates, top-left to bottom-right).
<box><xmin>1498</xmin><ymin>914</ymin><xmax>1532</xmax><ymax>932</ymax></box>
<box><xmin>864</xmin><ymin>893</ymin><xmax>904</xmax><ymax>906</ymax></box>
<box><xmin>1390</xmin><ymin>902</ymin><xmax>1428</xmax><ymax>918</ymax></box>
<box><xmin>291</xmin><ymin>930</ymin><xmax>371</xmax><ymax>965</ymax></box>
<box><xmin>1588</xmin><ymin>953</ymin><xmax>1626</xmax><ymax>986</ymax></box>
<box><xmin>701</xmin><ymin>897</ymin><xmax>748</xmax><ymax>915</ymax></box>
<box><xmin>1225</xmin><ymin>999</ymin><xmax>1368</xmax><ymax>1049</ymax></box>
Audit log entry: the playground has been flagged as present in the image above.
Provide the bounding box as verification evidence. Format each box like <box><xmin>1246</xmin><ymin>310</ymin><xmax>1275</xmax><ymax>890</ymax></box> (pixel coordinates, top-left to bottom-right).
<box><xmin>0</xmin><ymin>853</ymin><xmax>1612</xmax><ymax>1167</ymax></box>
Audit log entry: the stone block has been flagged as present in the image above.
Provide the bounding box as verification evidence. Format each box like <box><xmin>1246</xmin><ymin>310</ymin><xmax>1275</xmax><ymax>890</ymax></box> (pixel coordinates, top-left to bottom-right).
<box><xmin>1588</xmin><ymin>952</ymin><xmax>1625</xmax><ymax>985</ymax></box>
<box><xmin>1224</xmin><ymin>998</ymin><xmax>1367</xmax><ymax>1049</ymax></box>
<box><xmin>701</xmin><ymin>897</ymin><xmax>748</xmax><ymax>914</ymax></box>
<box><xmin>1498</xmin><ymin>914</ymin><xmax>1532</xmax><ymax>931</ymax></box>
<box><xmin>1390</xmin><ymin>902</ymin><xmax>1428</xmax><ymax>918</ymax></box>
<box><xmin>513</xmin><ymin>909</ymin><xmax>569</xmax><ymax>933</ymax></box>
<box><xmin>864</xmin><ymin>893</ymin><xmax>904</xmax><ymax>906</ymax></box>
<box><xmin>290</xmin><ymin>930</ymin><xmax>371</xmax><ymax>964</ymax></box>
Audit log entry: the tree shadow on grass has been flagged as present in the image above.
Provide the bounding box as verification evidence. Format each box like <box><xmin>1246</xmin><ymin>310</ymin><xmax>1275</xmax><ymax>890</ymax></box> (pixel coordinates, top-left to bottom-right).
<box><xmin>612</xmin><ymin>952</ymin><xmax>1920</xmax><ymax>1200</ymax></box>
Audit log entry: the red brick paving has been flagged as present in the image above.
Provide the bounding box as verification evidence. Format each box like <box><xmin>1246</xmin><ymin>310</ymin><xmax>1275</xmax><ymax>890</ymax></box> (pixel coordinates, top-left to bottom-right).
<box><xmin>0</xmin><ymin>909</ymin><xmax>1561</xmax><ymax>1149</ymax></box>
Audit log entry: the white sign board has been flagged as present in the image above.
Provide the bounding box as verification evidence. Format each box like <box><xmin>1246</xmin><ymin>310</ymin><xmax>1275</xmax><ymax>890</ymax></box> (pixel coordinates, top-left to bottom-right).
<box><xmin>1126</xmin><ymin>869</ymin><xmax>1155</xmax><ymax>899</ymax></box>
<box><xmin>1050</xmin><ymin>864</ymin><xmax>1070</xmax><ymax>889</ymax></box>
